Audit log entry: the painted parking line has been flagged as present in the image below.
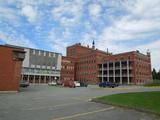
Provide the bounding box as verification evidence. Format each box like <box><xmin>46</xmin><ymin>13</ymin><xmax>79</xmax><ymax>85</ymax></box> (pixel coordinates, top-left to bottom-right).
<box><xmin>26</xmin><ymin>101</ymin><xmax>85</xmax><ymax>111</ymax></box>
<box><xmin>54</xmin><ymin>102</ymin><xmax>85</xmax><ymax>107</ymax></box>
<box><xmin>71</xmin><ymin>97</ymin><xmax>90</xmax><ymax>101</ymax></box>
<box><xmin>53</xmin><ymin>106</ymin><xmax>115</xmax><ymax>120</ymax></box>
<box><xmin>94</xmin><ymin>87</ymin><xmax>129</xmax><ymax>90</ymax></box>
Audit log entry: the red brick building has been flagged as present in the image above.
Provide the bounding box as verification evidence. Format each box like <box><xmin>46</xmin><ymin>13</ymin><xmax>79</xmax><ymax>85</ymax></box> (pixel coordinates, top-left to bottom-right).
<box><xmin>60</xmin><ymin>56</ymin><xmax>75</xmax><ymax>81</ymax></box>
<box><xmin>0</xmin><ymin>45</ymin><xmax>25</xmax><ymax>91</ymax></box>
<box><xmin>61</xmin><ymin>42</ymin><xmax>152</xmax><ymax>84</ymax></box>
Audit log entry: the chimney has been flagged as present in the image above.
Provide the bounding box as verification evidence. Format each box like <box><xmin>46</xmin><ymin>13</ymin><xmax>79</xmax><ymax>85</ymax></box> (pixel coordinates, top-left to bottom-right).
<box><xmin>107</xmin><ymin>48</ymin><xmax>109</xmax><ymax>53</ymax></box>
<box><xmin>147</xmin><ymin>49</ymin><xmax>150</xmax><ymax>57</ymax></box>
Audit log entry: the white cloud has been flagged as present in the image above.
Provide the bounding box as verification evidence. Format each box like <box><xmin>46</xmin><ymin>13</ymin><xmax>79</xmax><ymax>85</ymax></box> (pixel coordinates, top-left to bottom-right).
<box><xmin>21</xmin><ymin>5</ymin><xmax>37</xmax><ymax>23</ymax></box>
<box><xmin>88</xmin><ymin>4</ymin><xmax>102</xmax><ymax>18</ymax></box>
<box><xmin>47</xmin><ymin>29</ymin><xmax>70</xmax><ymax>55</ymax></box>
<box><xmin>51</xmin><ymin>0</ymin><xmax>83</xmax><ymax>26</ymax></box>
<box><xmin>124</xmin><ymin>0</ymin><xmax>160</xmax><ymax>18</ymax></box>
<box><xmin>0</xmin><ymin>6</ymin><xmax>20</xmax><ymax>26</ymax></box>
<box><xmin>63</xmin><ymin>28</ymin><xmax>71</xmax><ymax>39</ymax></box>
<box><xmin>0</xmin><ymin>32</ymin><xmax>7</xmax><ymax>40</ymax></box>
<box><xmin>97</xmin><ymin>17</ymin><xmax>160</xmax><ymax>48</ymax></box>
<box><xmin>136</xmin><ymin>40</ymin><xmax>160</xmax><ymax>70</ymax></box>
<box><xmin>0</xmin><ymin>31</ymin><xmax>37</xmax><ymax>48</ymax></box>
<box><xmin>95</xmin><ymin>0</ymin><xmax>160</xmax><ymax>70</ymax></box>
<box><xmin>97</xmin><ymin>0</ymin><xmax>160</xmax><ymax>46</ymax></box>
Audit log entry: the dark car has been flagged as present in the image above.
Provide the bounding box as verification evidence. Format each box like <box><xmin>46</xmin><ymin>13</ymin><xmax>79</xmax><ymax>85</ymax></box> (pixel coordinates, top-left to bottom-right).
<box><xmin>80</xmin><ymin>82</ymin><xmax>88</xmax><ymax>87</ymax></box>
<box><xmin>99</xmin><ymin>82</ymin><xmax>119</xmax><ymax>88</ymax></box>
<box><xmin>20</xmin><ymin>80</ymin><xmax>29</xmax><ymax>87</ymax></box>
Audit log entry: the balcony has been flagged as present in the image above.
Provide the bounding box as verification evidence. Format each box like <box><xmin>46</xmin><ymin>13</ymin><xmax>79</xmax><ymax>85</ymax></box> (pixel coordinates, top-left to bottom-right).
<box><xmin>115</xmin><ymin>67</ymin><xmax>120</xmax><ymax>70</ymax></box>
<box><xmin>122</xmin><ymin>66</ymin><xmax>127</xmax><ymax>69</ymax></box>
<box><xmin>122</xmin><ymin>74</ymin><xmax>127</xmax><ymax>77</ymax></box>
<box><xmin>109</xmin><ymin>67</ymin><xmax>114</xmax><ymax>70</ymax></box>
<box><xmin>99</xmin><ymin>68</ymin><xmax>108</xmax><ymax>70</ymax></box>
<box><xmin>115</xmin><ymin>74</ymin><xmax>120</xmax><ymax>77</ymax></box>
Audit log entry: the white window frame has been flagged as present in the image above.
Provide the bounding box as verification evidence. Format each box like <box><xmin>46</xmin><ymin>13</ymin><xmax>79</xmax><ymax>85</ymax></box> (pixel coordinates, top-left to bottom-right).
<box><xmin>38</xmin><ymin>51</ymin><xmax>41</xmax><ymax>56</ymax></box>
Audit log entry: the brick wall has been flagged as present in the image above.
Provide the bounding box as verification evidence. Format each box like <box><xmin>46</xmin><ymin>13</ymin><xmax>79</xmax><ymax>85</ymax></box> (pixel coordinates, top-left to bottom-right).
<box><xmin>61</xmin><ymin>43</ymin><xmax>152</xmax><ymax>84</ymax></box>
<box><xmin>0</xmin><ymin>46</ymin><xmax>24</xmax><ymax>91</ymax></box>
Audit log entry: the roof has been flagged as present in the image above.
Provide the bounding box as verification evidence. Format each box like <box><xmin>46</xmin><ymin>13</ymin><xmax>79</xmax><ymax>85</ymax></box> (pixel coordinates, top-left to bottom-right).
<box><xmin>67</xmin><ymin>43</ymin><xmax>111</xmax><ymax>56</ymax></box>
<box><xmin>0</xmin><ymin>44</ymin><xmax>24</xmax><ymax>51</ymax></box>
<box><xmin>3</xmin><ymin>44</ymin><xmax>62</xmax><ymax>55</ymax></box>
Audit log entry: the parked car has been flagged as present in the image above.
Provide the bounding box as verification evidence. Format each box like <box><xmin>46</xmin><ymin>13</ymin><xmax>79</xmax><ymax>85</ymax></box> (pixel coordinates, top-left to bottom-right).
<box><xmin>20</xmin><ymin>80</ymin><xmax>29</xmax><ymax>87</ymax></box>
<box><xmin>99</xmin><ymin>82</ymin><xmax>119</xmax><ymax>88</ymax></box>
<box><xmin>56</xmin><ymin>80</ymin><xmax>63</xmax><ymax>86</ymax></box>
<box><xmin>74</xmin><ymin>81</ymin><xmax>80</xmax><ymax>87</ymax></box>
<box><xmin>80</xmin><ymin>82</ymin><xmax>88</xmax><ymax>87</ymax></box>
<box><xmin>48</xmin><ymin>81</ymin><xmax>57</xmax><ymax>86</ymax></box>
<box><xmin>63</xmin><ymin>80</ymin><xmax>75</xmax><ymax>88</ymax></box>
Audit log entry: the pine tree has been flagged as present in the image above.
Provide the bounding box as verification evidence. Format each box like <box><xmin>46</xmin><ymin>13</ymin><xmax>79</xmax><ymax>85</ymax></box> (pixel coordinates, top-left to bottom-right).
<box><xmin>157</xmin><ymin>69</ymin><xmax>160</xmax><ymax>80</ymax></box>
<box><xmin>152</xmin><ymin>68</ymin><xmax>157</xmax><ymax>79</ymax></box>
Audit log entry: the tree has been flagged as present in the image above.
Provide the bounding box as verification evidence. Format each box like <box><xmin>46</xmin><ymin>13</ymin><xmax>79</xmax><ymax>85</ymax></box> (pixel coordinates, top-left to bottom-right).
<box><xmin>157</xmin><ymin>69</ymin><xmax>160</xmax><ymax>80</ymax></box>
<box><xmin>152</xmin><ymin>68</ymin><xmax>157</xmax><ymax>79</ymax></box>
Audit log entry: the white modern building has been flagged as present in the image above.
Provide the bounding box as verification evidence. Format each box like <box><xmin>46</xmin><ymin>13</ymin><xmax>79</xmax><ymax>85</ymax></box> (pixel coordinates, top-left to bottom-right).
<box><xmin>21</xmin><ymin>48</ymin><xmax>61</xmax><ymax>84</ymax></box>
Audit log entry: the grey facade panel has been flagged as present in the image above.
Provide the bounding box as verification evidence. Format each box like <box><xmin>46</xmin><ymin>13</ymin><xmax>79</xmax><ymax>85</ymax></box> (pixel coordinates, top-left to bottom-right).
<box><xmin>28</xmin><ymin>49</ymin><xmax>61</xmax><ymax>70</ymax></box>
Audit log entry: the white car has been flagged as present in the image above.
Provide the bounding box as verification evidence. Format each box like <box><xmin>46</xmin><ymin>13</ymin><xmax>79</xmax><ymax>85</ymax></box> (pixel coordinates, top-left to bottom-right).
<box><xmin>74</xmin><ymin>81</ymin><xmax>80</xmax><ymax>87</ymax></box>
<box><xmin>48</xmin><ymin>81</ymin><xmax>57</xmax><ymax>86</ymax></box>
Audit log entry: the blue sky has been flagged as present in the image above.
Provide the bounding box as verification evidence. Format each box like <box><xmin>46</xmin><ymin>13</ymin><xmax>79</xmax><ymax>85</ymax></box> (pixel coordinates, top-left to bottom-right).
<box><xmin>0</xmin><ymin>0</ymin><xmax>160</xmax><ymax>70</ymax></box>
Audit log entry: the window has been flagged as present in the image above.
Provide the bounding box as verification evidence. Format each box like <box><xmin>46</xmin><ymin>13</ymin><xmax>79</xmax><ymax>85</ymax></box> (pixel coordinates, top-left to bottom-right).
<box><xmin>44</xmin><ymin>52</ymin><xmax>46</xmax><ymax>56</ymax></box>
<box><xmin>36</xmin><ymin>65</ymin><xmax>40</xmax><ymax>68</ymax></box>
<box><xmin>52</xmin><ymin>66</ymin><xmax>55</xmax><ymax>69</ymax></box>
<box><xmin>47</xmin><ymin>66</ymin><xmax>50</xmax><ymax>69</ymax></box>
<box><xmin>13</xmin><ymin>51</ymin><xmax>25</xmax><ymax>60</ymax></box>
<box><xmin>53</xmin><ymin>53</ymin><xmax>55</xmax><ymax>57</ymax></box>
<box><xmin>128</xmin><ymin>56</ymin><xmax>130</xmax><ymax>60</ymax></box>
<box><xmin>42</xmin><ymin>65</ymin><xmax>46</xmax><ymax>69</ymax></box>
<box><xmin>49</xmin><ymin>52</ymin><xmax>51</xmax><ymax>57</ymax></box>
<box><xmin>32</xmin><ymin>50</ymin><xmax>35</xmax><ymax>55</ymax></box>
<box><xmin>31</xmin><ymin>64</ymin><xmax>35</xmax><ymax>68</ymax></box>
<box><xmin>38</xmin><ymin>51</ymin><xmax>41</xmax><ymax>55</ymax></box>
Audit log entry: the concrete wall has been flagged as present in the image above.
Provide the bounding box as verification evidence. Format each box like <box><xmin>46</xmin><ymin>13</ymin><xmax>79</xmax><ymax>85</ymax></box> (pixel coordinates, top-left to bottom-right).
<box><xmin>22</xmin><ymin>48</ymin><xmax>30</xmax><ymax>67</ymax></box>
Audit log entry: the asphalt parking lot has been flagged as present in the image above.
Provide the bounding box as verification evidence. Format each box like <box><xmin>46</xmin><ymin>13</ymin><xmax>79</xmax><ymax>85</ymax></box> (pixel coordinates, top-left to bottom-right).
<box><xmin>0</xmin><ymin>85</ymin><xmax>160</xmax><ymax>120</ymax></box>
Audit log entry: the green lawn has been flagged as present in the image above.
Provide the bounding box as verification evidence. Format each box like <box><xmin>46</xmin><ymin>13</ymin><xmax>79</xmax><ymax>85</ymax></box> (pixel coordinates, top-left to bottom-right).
<box><xmin>94</xmin><ymin>91</ymin><xmax>160</xmax><ymax>115</ymax></box>
<box><xmin>144</xmin><ymin>80</ymin><xmax>160</xmax><ymax>87</ymax></box>
<box><xmin>144</xmin><ymin>83</ymin><xmax>160</xmax><ymax>87</ymax></box>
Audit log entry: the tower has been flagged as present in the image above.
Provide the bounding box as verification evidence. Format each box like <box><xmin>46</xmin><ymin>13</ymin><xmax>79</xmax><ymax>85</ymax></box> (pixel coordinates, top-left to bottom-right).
<box><xmin>92</xmin><ymin>40</ymin><xmax>95</xmax><ymax>49</ymax></box>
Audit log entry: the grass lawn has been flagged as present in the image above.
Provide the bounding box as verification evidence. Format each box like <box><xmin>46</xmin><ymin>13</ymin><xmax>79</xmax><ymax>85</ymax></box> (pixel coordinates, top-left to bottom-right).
<box><xmin>144</xmin><ymin>80</ymin><xmax>160</xmax><ymax>87</ymax></box>
<box><xmin>144</xmin><ymin>83</ymin><xmax>160</xmax><ymax>87</ymax></box>
<box><xmin>94</xmin><ymin>91</ymin><xmax>160</xmax><ymax>115</ymax></box>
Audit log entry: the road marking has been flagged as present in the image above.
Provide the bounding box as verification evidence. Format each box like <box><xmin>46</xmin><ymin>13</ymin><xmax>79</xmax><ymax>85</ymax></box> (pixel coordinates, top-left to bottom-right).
<box><xmin>53</xmin><ymin>106</ymin><xmax>115</xmax><ymax>120</ymax></box>
<box><xmin>94</xmin><ymin>88</ymin><xmax>129</xmax><ymax>90</ymax></box>
<box><xmin>26</xmin><ymin>101</ymin><xmax>85</xmax><ymax>111</ymax></box>
<box><xmin>54</xmin><ymin>102</ymin><xmax>84</xmax><ymax>107</ymax></box>
<box><xmin>71</xmin><ymin>97</ymin><xmax>90</xmax><ymax>101</ymax></box>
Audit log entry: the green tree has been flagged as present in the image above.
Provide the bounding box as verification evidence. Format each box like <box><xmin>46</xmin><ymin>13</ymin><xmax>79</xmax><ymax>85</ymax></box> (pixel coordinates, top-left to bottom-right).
<box><xmin>157</xmin><ymin>69</ymin><xmax>160</xmax><ymax>80</ymax></box>
<box><xmin>152</xmin><ymin>68</ymin><xmax>157</xmax><ymax>79</ymax></box>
